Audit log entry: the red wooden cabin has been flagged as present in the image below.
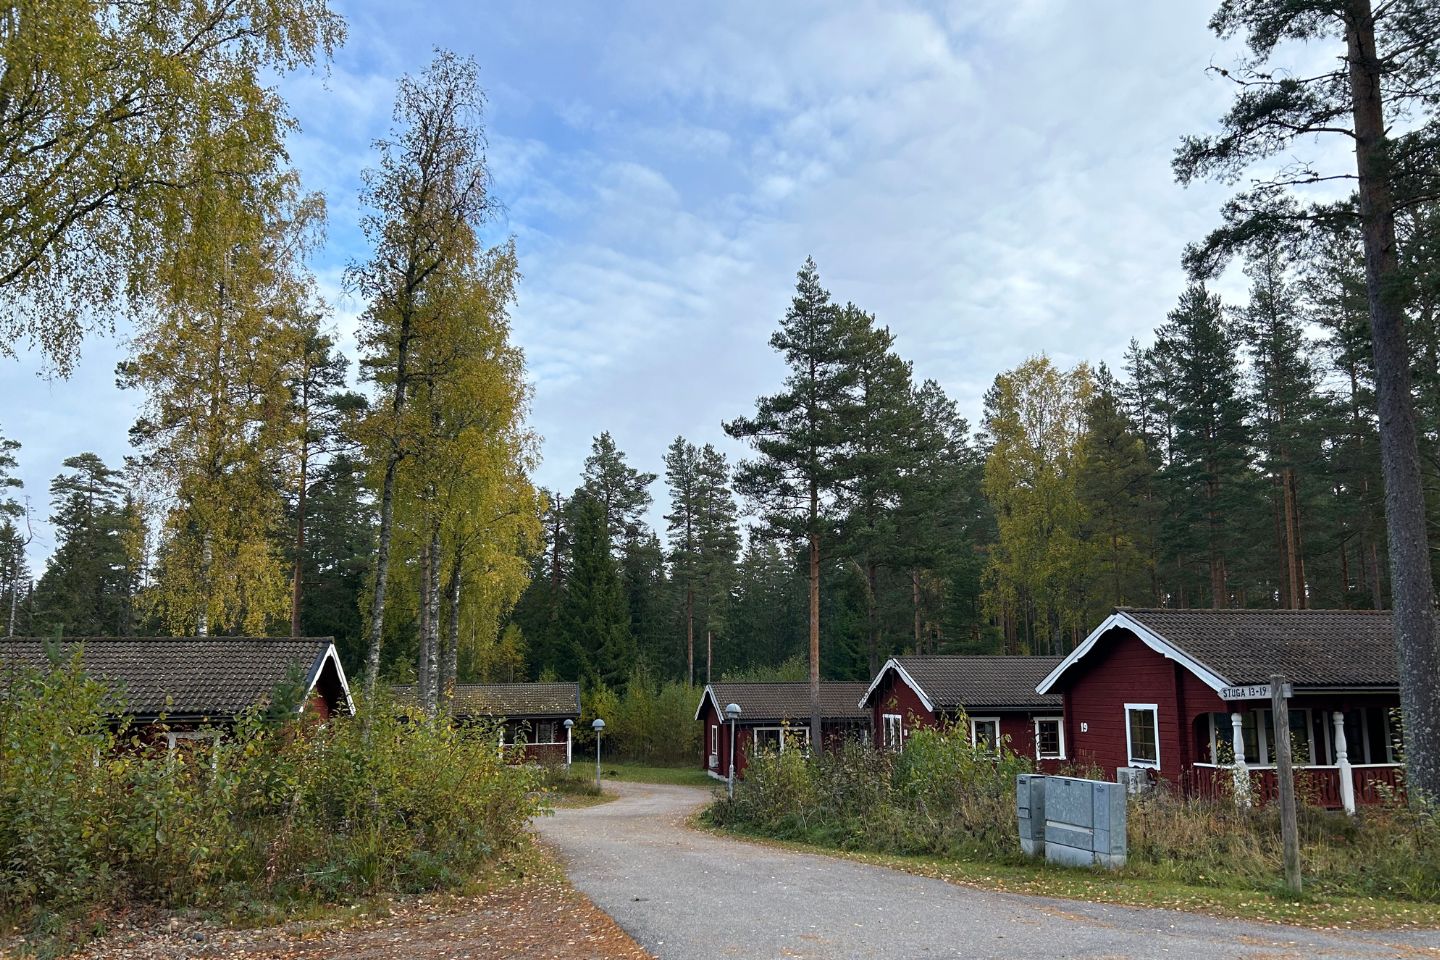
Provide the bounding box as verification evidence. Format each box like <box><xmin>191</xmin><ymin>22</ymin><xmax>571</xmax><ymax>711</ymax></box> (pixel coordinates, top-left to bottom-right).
<box><xmin>858</xmin><ymin>655</ymin><xmax>1066</xmax><ymax>768</ymax></box>
<box><xmin>0</xmin><ymin>636</ymin><xmax>354</xmax><ymax>740</ymax></box>
<box><xmin>394</xmin><ymin>682</ymin><xmax>581</xmax><ymax>763</ymax></box>
<box><xmin>1036</xmin><ymin>608</ymin><xmax>1405</xmax><ymax>810</ymax></box>
<box><xmin>695</xmin><ymin>681</ymin><xmax>871</xmax><ymax>780</ymax></box>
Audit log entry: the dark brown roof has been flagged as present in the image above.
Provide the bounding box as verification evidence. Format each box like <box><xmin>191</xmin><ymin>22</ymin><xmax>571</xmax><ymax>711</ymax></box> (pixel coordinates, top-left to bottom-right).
<box><xmin>0</xmin><ymin>637</ymin><xmax>345</xmax><ymax>717</ymax></box>
<box><xmin>393</xmin><ymin>683</ymin><xmax>581</xmax><ymax>719</ymax></box>
<box><xmin>869</xmin><ymin>656</ymin><xmax>1064</xmax><ymax>711</ymax></box>
<box><xmin>700</xmin><ymin>682</ymin><xmax>871</xmax><ymax>723</ymax></box>
<box><xmin>1117</xmin><ymin>607</ymin><xmax>1397</xmax><ymax>688</ymax></box>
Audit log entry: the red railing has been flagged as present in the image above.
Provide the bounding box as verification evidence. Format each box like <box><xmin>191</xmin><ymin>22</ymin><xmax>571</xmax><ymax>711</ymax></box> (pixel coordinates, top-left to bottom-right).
<box><xmin>1183</xmin><ymin>763</ymin><xmax>1404</xmax><ymax>809</ymax></box>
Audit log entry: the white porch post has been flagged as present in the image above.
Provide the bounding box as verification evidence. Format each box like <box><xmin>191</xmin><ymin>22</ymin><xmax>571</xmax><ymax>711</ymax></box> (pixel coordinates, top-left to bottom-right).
<box><xmin>1231</xmin><ymin>712</ymin><xmax>1251</xmax><ymax>808</ymax></box>
<box><xmin>1333</xmin><ymin>710</ymin><xmax>1356</xmax><ymax>815</ymax></box>
<box><xmin>566</xmin><ymin>722</ymin><xmax>573</xmax><ymax>767</ymax></box>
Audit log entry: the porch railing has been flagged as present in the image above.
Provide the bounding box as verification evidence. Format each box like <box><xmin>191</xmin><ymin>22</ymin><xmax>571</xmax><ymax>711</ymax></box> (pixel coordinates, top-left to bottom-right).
<box><xmin>1185</xmin><ymin>762</ymin><xmax>1404</xmax><ymax>811</ymax></box>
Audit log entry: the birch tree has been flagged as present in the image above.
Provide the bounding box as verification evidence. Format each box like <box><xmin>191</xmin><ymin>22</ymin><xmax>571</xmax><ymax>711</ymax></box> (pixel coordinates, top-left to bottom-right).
<box><xmin>351</xmin><ymin>52</ymin><xmax>496</xmax><ymax>708</ymax></box>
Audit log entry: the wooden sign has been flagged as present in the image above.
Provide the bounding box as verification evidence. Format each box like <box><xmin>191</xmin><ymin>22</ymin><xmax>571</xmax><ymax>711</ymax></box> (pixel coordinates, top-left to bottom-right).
<box><xmin>1219</xmin><ymin>682</ymin><xmax>1293</xmax><ymax>701</ymax></box>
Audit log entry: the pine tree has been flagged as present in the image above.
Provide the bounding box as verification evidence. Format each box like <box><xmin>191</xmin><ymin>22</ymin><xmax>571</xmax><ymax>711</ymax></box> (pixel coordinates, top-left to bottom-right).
<box><xmin>297</xmin><ymin>453</ymin><xmax>375</xmax><ymax>672</ymax></box>
<box><xmin>725</xmin><ymin>257</ymin><xmax>864</xmax><ymax>744</ymax></box>
<box><xmin>1175</xmin><ymin>0</ymin><xmax>1440</xmax><ymax>799</ymax></box>
<box><xmin>662</xmin><ymin>437</ymin><xmax>701</xmax><ymax>684</ymax></box>
<box><xmin>581</xmin><ymin>432</ymin><xmax>657</xmax><ymax>549</ymax></box>
<box><xmin>693</xmin><ymin>444</ymin><xmax>740</xmax><ymax>681</ymax></box>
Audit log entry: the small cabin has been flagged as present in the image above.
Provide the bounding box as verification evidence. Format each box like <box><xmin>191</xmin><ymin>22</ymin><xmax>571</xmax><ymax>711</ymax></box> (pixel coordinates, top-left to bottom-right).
<box><xmin>395</xmin><ymin>682</ymin><xmax>582</xmax><ymax>763</ymax></box>
<box><xmin>1037</xmin><ymin>608</ymin><xmax>1405</xmax><ymax>809</ymax></box>
<box><xmin>858</xmin><ymin>655</ymin><xmax>1065</xmax><ymax>767</ymax></box>
<box><xmin>0</xmin><ymin>636</ymin><xmax>354</xmax><ymax>741</ymax></box>
<box><xmin>695</xmin><ymin>681</ymin><xmax>871</xmax><ymax>780</ymax></box>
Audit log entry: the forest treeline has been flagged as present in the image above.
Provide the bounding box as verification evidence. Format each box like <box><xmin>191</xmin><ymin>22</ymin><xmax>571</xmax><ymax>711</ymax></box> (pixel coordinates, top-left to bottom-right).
<box><xmin>6</xmin><ymin>223</ymin><xmax>1437</xmax><ymax>686</ymax></box>
<box><xmin>2</xmin><ymin>2</ymin><xmax>1438</xmax><ymax>740</ymax></box>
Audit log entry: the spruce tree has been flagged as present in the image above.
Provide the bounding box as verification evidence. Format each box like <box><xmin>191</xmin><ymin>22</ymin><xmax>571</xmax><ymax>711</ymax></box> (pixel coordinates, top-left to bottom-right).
<box><xmin>725</xmin><ymin>257</ymin><xmax>864</xmax><ymax>744</ymax></box>
<box><xmin>1156</xmin><ymin>285</ymin><xmax>1254</xmax><ymax>607</ymax></box>
<box><xmin>559</xmin><ymin>495</ymin><xmax>632</xmax><ymax>688</ymax></box>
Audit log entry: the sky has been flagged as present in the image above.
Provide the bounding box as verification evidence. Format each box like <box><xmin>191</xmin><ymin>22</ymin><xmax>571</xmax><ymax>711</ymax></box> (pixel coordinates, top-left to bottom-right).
<box><xmin>5</xmin><ymin>0</ymin><xmax>1261</xmax><ymax>566</ymax></box>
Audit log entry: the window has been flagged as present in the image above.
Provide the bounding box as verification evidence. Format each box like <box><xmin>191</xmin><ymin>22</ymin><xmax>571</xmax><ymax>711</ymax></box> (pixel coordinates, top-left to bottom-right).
<box><xmin>1033</xmin><ymin>717</ymin><xmax>1064</xmax><ymax>760</ymax></box>
<box><xmin>970</xmin><ymin>717</ymin><xmax>1001</xmax><ymax>752</ymax></box>
<box><xmin>1206</xmin><ymin>709</ymin><xmax>1316</xmax><ymax>766</ymax></box>
<box><xmin>1125</xmin><ymin>704</ymin><xmax>1159</xmax><ymax>768</ymax></box>
<box><xmin>534</xmin><ymin>720</ymin><xmax>558</xmax><ymax>744</ymax></box>
<box><xmin>709</xmin><ymin>723</ymin><xmax>719</xmax><ymax>765</ymax></box>
<box><xmin>883</xmin><ymin>713</ymin><xmax>903</xmax><ymax>752</ymax></box>
<box><xmin>753</xmin><ymin>726</ymin><xmax>809</xmax><ymax>754</ymax></box>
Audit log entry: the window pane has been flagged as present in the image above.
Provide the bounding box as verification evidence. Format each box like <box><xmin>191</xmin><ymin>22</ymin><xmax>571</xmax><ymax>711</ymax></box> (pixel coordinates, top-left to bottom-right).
<box><xmin>974</xmin><ymin>720</ymin><xmax>999</xmax><ymax>750</ymax></box>
<box><xmin>1128</xmin><ymin>708</ymin><xmax>1157</xmax><ymax>764</ymax></box>
<box><xmin>1036</xmin><ymin>719</ymin><xmax>1061</xmax><ymax>758</ymax></box>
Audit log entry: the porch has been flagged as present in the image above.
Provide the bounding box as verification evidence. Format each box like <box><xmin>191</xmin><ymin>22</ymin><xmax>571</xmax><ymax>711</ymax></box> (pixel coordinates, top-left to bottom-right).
<box><xmin>1182</xmin><ymin>762</ymin><xmax>1405</xmax><ymax>810</ymax></box>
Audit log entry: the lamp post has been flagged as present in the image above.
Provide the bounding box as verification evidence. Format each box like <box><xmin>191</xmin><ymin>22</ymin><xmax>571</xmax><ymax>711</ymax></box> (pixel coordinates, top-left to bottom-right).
<box><xmin>592</xmin><ymin>718</ymin><xmax>605</xmax><ymax>792</ymax></box>
<box><xmin>563</xmin><ymin>718</ymin><xmax>574</xmax><ymax>768</ymax></box>
<box><xmin>724</xmin><ymin>703</ymin><xmax>742</xmax><ymax>800</ymax></box>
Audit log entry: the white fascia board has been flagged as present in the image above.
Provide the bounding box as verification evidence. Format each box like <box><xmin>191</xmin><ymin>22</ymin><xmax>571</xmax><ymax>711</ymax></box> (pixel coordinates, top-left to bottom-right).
<box><xmin>300</xmin><ymin>643</ymin><xmax>356</xmax><ymax>716</ymax></box>
<box><xmin>1034</xmin><ymin>611</ymin><xmax>1232</xmax><ymax>696</ymax></box>
<box><xmin>693</xmin><ymin>685</ymin><xmax>721</xmax><ymax>723</ymax></box>
<box><xmin>858</xmin><ymin>658</ymin><xmax>936</xmax><ymax>713</ymax></box>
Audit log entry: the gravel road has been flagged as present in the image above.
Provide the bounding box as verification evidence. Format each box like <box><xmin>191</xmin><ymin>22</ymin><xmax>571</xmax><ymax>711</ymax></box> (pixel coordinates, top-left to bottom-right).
<box><xmin>536</xmin><ymin>779</ymin><xmax>1440</xmax><ymax>960</ymax></box>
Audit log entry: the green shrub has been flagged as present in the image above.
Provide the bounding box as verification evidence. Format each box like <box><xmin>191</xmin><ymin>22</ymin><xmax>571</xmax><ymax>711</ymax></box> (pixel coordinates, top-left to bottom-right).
<box><xmin>708</xmin><ymin>714</ymin><xmax>1440</xmax><ymax>904</ymax></box>
<box><xmin>0</xmin><ymin>656</ymin><xmax>540</xmax><ymax>931</ymax></box>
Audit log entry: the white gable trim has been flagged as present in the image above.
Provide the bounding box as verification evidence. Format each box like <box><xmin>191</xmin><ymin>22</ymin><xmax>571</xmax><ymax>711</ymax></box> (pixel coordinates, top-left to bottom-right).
<box><xmin>693</xmin><ymin>685</ymin><xmax>722</xmax><ymax>723</ymax></box>
<box><xmin>858</xmin><ymin>659</ymin><xmax>936</xmax><ymax>713</ymax></box>
<box><xmin>1034</xmin><ymin>611</ymin><xmax>1232</xmax><ymax>696</ymax></box>
<box><xmin>302</xmin><ymin>643</ymin><xmax>356</xmax><ymax>716</ymax></box>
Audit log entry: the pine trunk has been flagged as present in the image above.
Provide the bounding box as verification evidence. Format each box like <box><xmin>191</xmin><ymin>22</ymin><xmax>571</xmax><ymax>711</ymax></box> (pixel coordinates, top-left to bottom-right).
<box><xmin>1282</xmin><ymin>467</ymin><xmax>1306</xmax><ymax>608</ymax></box>
<box><xmin>686</xmin><ymin>586</ymin><xmax>695</xmax><ymax>687</ymax></box>
<box><xmin>866</xmin><ymin>559</ymin><xmax>879</xmax><ymax>676</ymax></box>
<box><xmin>1347</xmin><ymin>0</ymin><xmax>1440</xmax><ymax>801</ymax></box>
<box><xmin>808</xmin><ymin>529</ymin><xmax>822</xmax><ymax>750</ymax></box>
<box><xmin>911</xmin><ymin>568</ymin><xmax>922</xmax><ymax>655</ymax></box>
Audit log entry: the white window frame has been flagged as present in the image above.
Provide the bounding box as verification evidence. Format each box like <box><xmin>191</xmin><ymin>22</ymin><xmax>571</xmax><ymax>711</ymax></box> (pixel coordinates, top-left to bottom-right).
<box><xmin>709</xmin><ymin>723</ymin><xmax>719</xmax><ymax>766</ymax></box>
<box><xmin>882</xmin><ymin>713</ymin><xmax>903</xmax><ymax>752</ymax></box>
<box><xmin>1033</xmin><ymin>716</ymin><xmax>1065</xmax><ymax>760</ymax></box>
<box><xmin>752</xmin><ymin>726</ymin><xmax>810</xmax><ymax>753</ymax></box>
<box><xmin>969</xmin><ymin>716</ymin><xmax>1002</xmax><ymax>751</ymax></box>
<box><xmin>1125</xmin><ymin>703</ymin><xmax>1160</xmax><ymax>769</ymax></box>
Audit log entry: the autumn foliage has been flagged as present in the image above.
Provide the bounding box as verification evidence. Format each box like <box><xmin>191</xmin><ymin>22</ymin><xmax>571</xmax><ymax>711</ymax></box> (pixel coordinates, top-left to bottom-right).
<box><xmin>0</xmin><ymin>658</ymin><xmax>539</xmax><ymax>930</ymax></box>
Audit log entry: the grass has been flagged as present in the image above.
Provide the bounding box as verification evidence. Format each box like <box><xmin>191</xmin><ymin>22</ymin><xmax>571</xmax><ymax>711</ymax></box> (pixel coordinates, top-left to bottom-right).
<box><xmin>700</xmin><ymin>819</ymin><xmax>1440</xmax><ymax>931</ymax></box>
<box><xmin>598</xmin><ymin>761</ymin><xmax>719</xmax><ymax>788</ymax></box>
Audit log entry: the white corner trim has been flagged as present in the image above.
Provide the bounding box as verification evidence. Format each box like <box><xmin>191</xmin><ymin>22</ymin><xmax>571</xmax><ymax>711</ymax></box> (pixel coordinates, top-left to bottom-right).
<box><xmin>1035</xmin><ymin>611</ymin><xmax>1232</xmax><ymax>696</ymax></box>
<box><xmin>858</xmin><ymin>659</ymin><xmax>936</xmax><ymax>713</ymax></box>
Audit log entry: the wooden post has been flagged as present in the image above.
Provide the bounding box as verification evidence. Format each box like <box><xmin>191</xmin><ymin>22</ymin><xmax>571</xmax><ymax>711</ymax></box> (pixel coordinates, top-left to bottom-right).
<box><xmin>1271</xmin><ymin>675</ymin><xmax>1302</xmax><ymax>893</ymax></box>
<box><xmin>1333</xmin><ymin>711</ymin><xmax>1356</xmax><ymax>815</ymax></box>
<box><xmin>1230</xmin><ymin>711</ymin><xmax>1251</xmax><ymax>808</ymax></box>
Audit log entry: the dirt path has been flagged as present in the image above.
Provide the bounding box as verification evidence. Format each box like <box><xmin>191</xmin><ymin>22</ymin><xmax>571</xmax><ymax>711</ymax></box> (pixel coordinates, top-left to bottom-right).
<box><xmin>536</xmin><ymin>779</ymin><xmax>1440</xmax><ymax>960</ymax></box>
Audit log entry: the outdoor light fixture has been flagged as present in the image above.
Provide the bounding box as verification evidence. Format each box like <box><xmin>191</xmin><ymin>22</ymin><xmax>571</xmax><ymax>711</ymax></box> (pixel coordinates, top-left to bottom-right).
<box><xmin>592</xmin><ymin>717</ymin><xmax>605</xmax><ymax>792</ymax></box>
<box><xmin>563</xmin><ymin>718</ymin><xmax>574</xmax><ymax>768</ymax></box>
<box><xmin>724</xmin><ymin>703</ymin><xmax>742</xmax><ymax>800</ymax></box>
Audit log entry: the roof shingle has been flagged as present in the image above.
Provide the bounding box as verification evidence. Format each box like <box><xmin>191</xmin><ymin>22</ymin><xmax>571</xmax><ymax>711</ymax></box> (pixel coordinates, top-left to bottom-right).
<box><xmin>701</xmin><ymin>682</ymin><xmax>871</xmax><ymax>723</ymax></box>
<box><xmin>1116</xmin><ymin>607</ymin><xmax>1397</xmax><ymax>688</ymax></box>
<box><xmin>393</xmin><ymin>682</ymin><xmax>581</xmax><ymax>719</ymax></box>
<box><xmin>875</xmin><ymin>656</ymin><xmax>1064</xmax><ymax>711</ymax></box>
<box><xmin>0</xmin><ymin>637</ymin><xmax>341</xmax><ymax>717</ymax></box>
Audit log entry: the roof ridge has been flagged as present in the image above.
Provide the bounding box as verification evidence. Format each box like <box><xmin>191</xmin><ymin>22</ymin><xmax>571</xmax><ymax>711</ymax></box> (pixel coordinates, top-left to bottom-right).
<box><xmin>1117</xmin><ymin>606</ymin><xmax>1388</xmax><ymax>615</ymax></box>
